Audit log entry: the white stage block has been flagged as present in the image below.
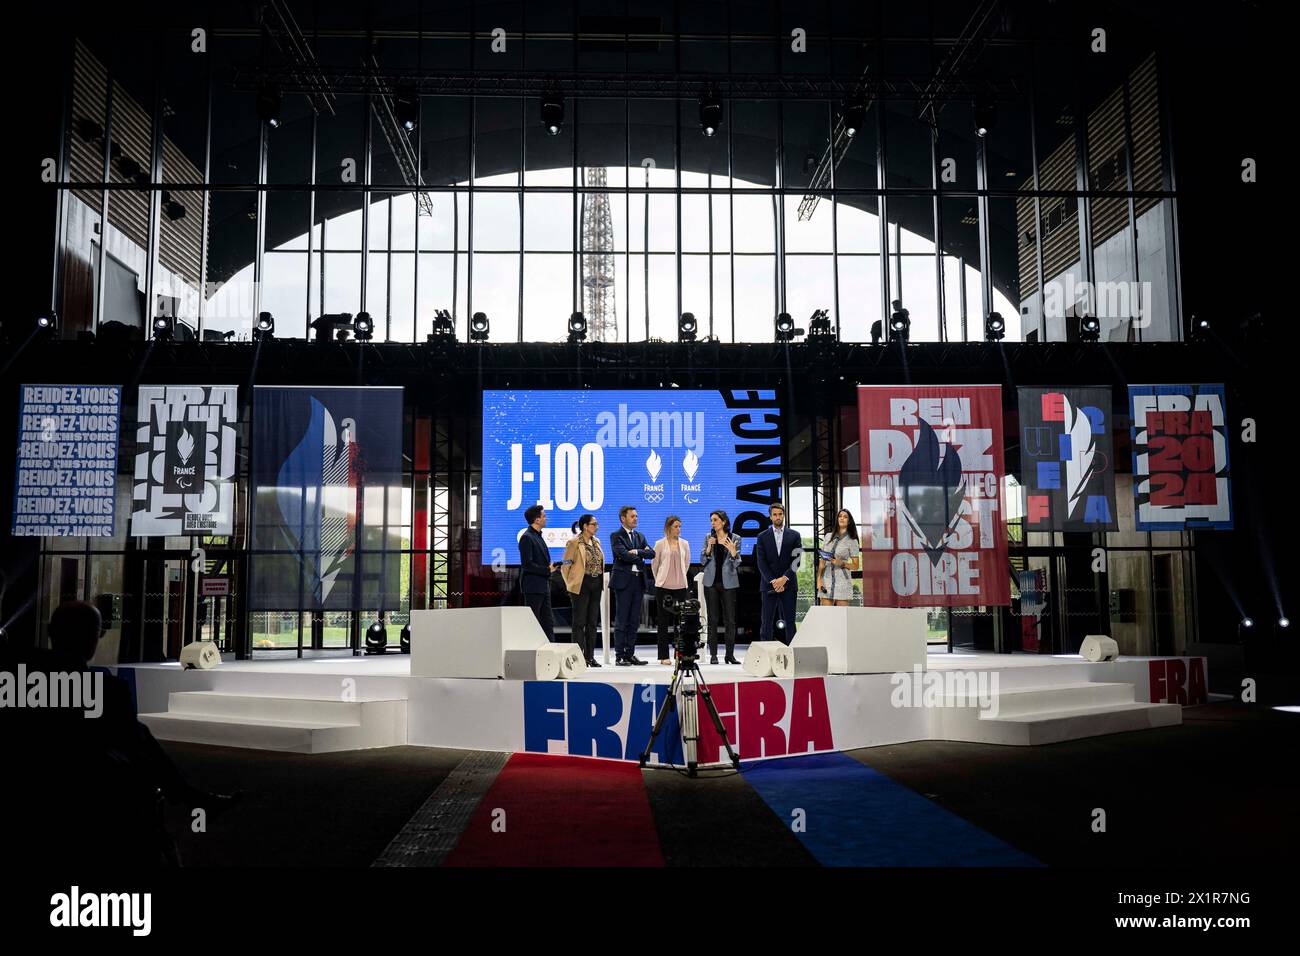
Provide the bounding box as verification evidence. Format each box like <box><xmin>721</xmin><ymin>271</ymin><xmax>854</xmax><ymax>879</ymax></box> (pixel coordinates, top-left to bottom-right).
<box><xmin>409</xmin><ymin>607</ymin><xmax>549</xmax><ymax>679</ymax></box>
<box><xmin>742</xmin><ymin>641</ymin><xmax>785</xmax><ymax>678</ymax></box>
<box><xmin>502</xmin><ymin>648</ymin><xmax>561</xmax><ymax>681</ymax></box>
<box><xmin>792</xmin><ymin>606</ymin><xmax>928</xmax><ymax>674</ymax></box>
<box><xmin>771</xmin><ymin>644</ymin><xmax>829</xmax><ymax>679</ymax></box>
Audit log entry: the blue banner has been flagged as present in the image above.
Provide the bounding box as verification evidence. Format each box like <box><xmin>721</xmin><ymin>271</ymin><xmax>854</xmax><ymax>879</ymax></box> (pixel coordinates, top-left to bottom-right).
<box><xmin>250</xmin><ymin>386</ymin><xmax>404</xmax><ymax>610</ymax></box>
<box><xmin>11</xmin><ymin>384</ymin><xmax>121</xmax><ymax>537</ymax></box>
<box><xmin>481</xmin><ymin>389</ymin><xmax>783</xmax><ymax>563</ymax></box>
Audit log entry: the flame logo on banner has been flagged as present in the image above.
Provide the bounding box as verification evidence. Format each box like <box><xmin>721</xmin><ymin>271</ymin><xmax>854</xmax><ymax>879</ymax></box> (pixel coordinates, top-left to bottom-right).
<box><xmin>176</xmin><ymin>428</ymin><xmax>195</xmax><ymax>465</ymax></box>
<box><xmin>897</xmin><ymin>419</ymin><xmax>967</xmax><ymax>565</ymax></box>
<box><xmin>276</xmin><ymin>399</ymin><xmax>359</xmax><ymax>604</ymax></box>
<box><xmin>1062</xmin><ymin>396</ymin><xmax>1097</xmax><ymax>519</ymax></box>
<box><xmin>646</xmin><ymin>449</ymin><xmax>662</xmax><ymax>482</ymax></box>
<box><xmin>683</xmin><ymin>448</ymin><xmax>700</xmax><ymax>482</ymax></box>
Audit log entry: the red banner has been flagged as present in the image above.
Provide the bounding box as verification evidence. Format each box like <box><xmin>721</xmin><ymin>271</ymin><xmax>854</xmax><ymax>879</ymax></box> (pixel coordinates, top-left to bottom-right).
<box><xmin>857</xmin><ymin>386</ymin><xmax>1009</xmax><ymax>607</ymax></box>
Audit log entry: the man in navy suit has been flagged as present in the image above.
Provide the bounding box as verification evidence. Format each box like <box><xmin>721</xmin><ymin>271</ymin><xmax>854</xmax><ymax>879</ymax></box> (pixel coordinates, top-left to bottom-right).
<box><xmin>755</xmin><ymin>501</ymin><xmax>801</xmax><ymax>644</ymax></box>
<box><xmin>608</xmin><ymin>505</ymin><xmax>650</xmax><ymax>665</ymax></box>
<box><xmin>518</xmin><ymin>504</ymin><xmax>558</xmax><ymax>641</ymax></box>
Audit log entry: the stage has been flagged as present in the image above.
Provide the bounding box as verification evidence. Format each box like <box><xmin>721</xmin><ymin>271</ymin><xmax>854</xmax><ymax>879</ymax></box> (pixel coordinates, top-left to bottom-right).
<box><xmin>125</xmin><ymin>646</ymin><xmax>1210</xmax><ymax>760</ymax></box>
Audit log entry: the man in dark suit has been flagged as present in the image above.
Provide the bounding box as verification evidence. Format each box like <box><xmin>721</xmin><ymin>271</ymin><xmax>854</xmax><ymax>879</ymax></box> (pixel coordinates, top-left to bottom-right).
<box><xmin>518</xmin><ymin>504</ymin><xmax>558</xmax><ymax>641</ymax></box>
<box><xmin>608</xmin><ymin>505</ymin><xmax>650</xmax><ymax>665</ymax></box>
<box><xmin>755</xmin><ymin>501</ymin><xmax>801</xmax><ymax>644</ymax></box>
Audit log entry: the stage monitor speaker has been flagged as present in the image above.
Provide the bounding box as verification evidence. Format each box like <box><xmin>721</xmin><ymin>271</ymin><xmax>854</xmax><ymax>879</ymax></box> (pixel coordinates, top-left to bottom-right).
<box><xmin>503</xmin><ymin>648</ymin><xmax>561</xmax><ymax>681</ymax></box>
<box><xmin>770</xmin><ymin>644</ymin><xmax>829</xmax><ymax>679</ymax></box>
<box><xmin>179</xmin><ymin>640</ymin><xmax>221</xmax><ymax>670</ymax></box>
<box><xmin>548</xmin><ymin>643</ymin><xmax>588</xmax><ymax>679</ymax></box>
<box><xmin>1080</xmin><ymin>634</ymin><xmax>1119</xmax><ymax>662</ymax></box>
<box><xmin>743</xmin><ymin>641</ymin><xmax>786</xmax><ymax>678</ymax></box>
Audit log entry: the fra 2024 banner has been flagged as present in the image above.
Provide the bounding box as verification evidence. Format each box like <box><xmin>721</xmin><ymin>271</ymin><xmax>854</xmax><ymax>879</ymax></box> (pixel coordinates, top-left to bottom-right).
<box><xmin>857</xmin><ymin>385</ymin><xmax>1009</xmax><ymax>607</ymax></box>
<box><xmin>1129</xmin><ymin>384</ymin><xmax>1232</xmax><ymax>530</ymax></box>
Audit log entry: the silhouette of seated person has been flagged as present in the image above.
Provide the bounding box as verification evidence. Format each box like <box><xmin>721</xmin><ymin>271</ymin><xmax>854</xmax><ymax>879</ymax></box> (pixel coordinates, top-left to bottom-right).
<box><xmin>44</xmin><ymin>601</ymin><xmax>240</xmax><ymax>818</ymax></box>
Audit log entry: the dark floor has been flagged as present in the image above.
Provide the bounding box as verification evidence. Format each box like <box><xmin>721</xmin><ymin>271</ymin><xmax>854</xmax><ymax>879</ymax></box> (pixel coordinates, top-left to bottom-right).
<box><xmin>159</xmin><ymin>702</ymin><xmax>1300</xmax><ymax>867</ymax></box>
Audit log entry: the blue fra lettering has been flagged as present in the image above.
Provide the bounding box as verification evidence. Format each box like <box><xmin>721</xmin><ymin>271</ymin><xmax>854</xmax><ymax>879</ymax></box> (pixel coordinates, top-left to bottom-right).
<box><xmin>624</xmin><ymin>684</ymin><xmax>683</xmax><ymax>764</ymax></box>
<box><xmin>566</xmin><ymin>683</ymin><xmax>623</xmax><ymax>758</ymax></box>
<box><xmin>523</xmin><ymin>681</ymin><xmax>565</xmax><ymax>753</ymax></box>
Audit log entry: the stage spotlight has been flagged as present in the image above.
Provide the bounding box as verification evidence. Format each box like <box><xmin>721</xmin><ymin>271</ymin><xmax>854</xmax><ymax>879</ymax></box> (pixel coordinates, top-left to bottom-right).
<box><xmin>365</xmin><ymin>619</ymin><xmax>388</xmax><ymax>655</ymax></box>
<box><xmin>808</xmin><ymin>309</ymin><xmax>834</xmax><ymax>338</ymax></box>
<box><xmin>256</xmin><ymin>82</ymin><xmax>282</xmax><ymax>128</ymax></box>
<box><xmin>1280</xmin><ymin>616</ymin><xmax>1291</xmax><ymax>630</ymax></box>
<box><xmin>1190</xmin><ymin>315</ymin><xmax>1211</xmax><ymax>342</ymax></box>
<box><xmin>842</xmin><ymin>99</ymin><xmax>867</xmax><ymax>138</ymax></box>
<box><xmin>889</xmin><ymin>300</ymin><xmax>911</xmax><ymax>342</ymax></box>
<box><xmin>35</xmin><ymin>312</ymin><xmax>59</xmax><ymax>335</ymax></box>
<box><xmin>1242</xmin><ymin>616</ymin><xmax>1254</xmax><ymax>629</ymax></box>
<box><xmin>1079</xmin><ymin>315</ymin><xmax>1101</xmax><ymax>342</ymax></box>
<box><xmin>678</xmin><ymin>312</ymin><xmax>697</xmax><ymax>342</ymax></box>
<box><xmin>974</xmin><ymin>93</ymin><xmax>996</xmax><ymax>137</ymax></box>
<box><xmin>699</xmin><ymin>91</ymin><xmax>723</xmax><ymax>137</ymax></box>
<box><xmin>353</xmin><ymin>311</ymin><xmax>375</xmax><ymax>342</ymax></box>
<box><xmin>395</xmin><ymin>85</ymin><xmax>419</xmax><ymax>132</ymax></box>
<box><xmin>400</xmin><ymin>623</ymin><xmax>411</xmax><ymax>654</ymax></box>
<box><xmin>469</xmin><ymin>311</ymin><xmax>490</xmax><ymax>342</ymax></box>
<box><xmin>775</xmin><ymin>312</ymin><xmax>803</xmax><ymax>343</ymax></box>
<box><xmin>985</xmin><ymin>311</ymin><xmax>1006</xmax><ymax>341</ymax></box>
<box><xmin>540</xmin><ymin>92</ymin><xmax>565</xmax><ymax>135</ymax></box>
<box><xmin>253</xmin><ymin>311</ymin><xmax>275</xmax><ymax>342</ymax></box>
<box><xmin>567</xmin><ymin>311</ymin><xmax>588</xmax><ymax>343</ymax></box>
<box><xmin>152</xmin><ymin>315</ymin><xmax>175</xmax><ymax>342</ymax></box>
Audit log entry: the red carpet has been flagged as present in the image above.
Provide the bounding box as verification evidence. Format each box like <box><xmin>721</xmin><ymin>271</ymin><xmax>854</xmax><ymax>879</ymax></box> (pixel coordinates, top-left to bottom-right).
<box><xmin>445</xmin><ymin>753</ymin><xmax>665</xmax><ymax>867</ymax></box>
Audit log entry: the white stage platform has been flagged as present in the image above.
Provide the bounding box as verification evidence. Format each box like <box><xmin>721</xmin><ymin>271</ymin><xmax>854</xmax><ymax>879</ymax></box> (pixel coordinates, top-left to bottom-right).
<box><xmin>125</xmin><ymin>647</ymin><xmax>1208</xmax><ymax>760</ymax></box>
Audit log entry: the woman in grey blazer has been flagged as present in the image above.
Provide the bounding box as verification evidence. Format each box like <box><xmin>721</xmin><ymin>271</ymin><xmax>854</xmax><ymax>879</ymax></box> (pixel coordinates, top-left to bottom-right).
<box><xmin>700</xmin><ymin>510</ymin><xmax>742</xmax><ymax>664</ymax></box>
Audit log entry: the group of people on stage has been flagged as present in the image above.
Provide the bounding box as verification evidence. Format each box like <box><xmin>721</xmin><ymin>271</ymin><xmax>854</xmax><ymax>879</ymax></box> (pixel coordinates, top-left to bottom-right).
<box><xmin>517</xmin><ymin>501</ymin><xmax>861</xmax><ymax>667</ymax></box>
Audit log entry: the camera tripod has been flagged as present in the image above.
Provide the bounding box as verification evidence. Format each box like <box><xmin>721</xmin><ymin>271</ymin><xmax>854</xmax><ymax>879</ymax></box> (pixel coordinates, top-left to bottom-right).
<box><xmin>639</xmin><ymin>603</ymin><xmax>741</xmax><ymax>776</ymax></box>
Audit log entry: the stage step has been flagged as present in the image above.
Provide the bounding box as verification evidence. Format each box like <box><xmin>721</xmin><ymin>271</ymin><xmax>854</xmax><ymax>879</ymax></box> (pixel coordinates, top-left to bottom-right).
<box><xmin>973</xmin><ymin>681</ymin><xmax>1136</xmax><ymax>717</ymax></box>
<box><xmin>140</xmin><ymin>692</ymin><xmax>406</xmax><ymax>754</ymax></box>
<box><xmin>933</xmin><ymin>681</ymin><xmax>1182</xmax><ymax>746</ymax></box>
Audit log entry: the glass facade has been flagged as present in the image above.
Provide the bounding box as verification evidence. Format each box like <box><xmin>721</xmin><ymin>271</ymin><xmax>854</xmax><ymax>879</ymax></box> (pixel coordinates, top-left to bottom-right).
<box><xmin>54</xmin><ymin>5</ymin><xmax>1179</xmax><ymax>346</ymax></box>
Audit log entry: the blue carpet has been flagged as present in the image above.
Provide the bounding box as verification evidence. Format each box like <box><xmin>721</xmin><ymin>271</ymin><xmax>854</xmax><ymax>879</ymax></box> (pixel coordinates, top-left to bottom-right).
<box><xmin>743</xmin><ymin>752</ymin><xmax>1041</xmax><ymax>867</ymax></box>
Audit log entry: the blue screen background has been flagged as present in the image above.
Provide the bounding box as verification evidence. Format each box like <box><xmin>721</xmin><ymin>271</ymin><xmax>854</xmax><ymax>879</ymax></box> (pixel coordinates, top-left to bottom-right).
<box><xmin>481</xmin><ymin>389</ymin><xmax>782</xmax><ymax>563</ymax></box>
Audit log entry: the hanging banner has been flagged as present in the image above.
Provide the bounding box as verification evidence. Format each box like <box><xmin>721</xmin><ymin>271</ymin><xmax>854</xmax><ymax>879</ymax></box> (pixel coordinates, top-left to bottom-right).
<box><xmin>1129</xmin><ymin>384</ymin><xmax>1232</xmax><ymax>530</ymax></box>
<box><xmin>11</xmin><ymin>384</ymin><xmax>121</xmax><ymax>537</ymax></box>
<box><xmin>131</xmin><ymin>385</ymin><xmax>238</xmax><ymax>536</ymax></box>
<box><xmin>858</xmin><ymin>385</ymin><xmax>1009</xmax><ymax>607</ymax></box>
<box><xmin>250</xmin><ymin>386</ymin><xmax>404</xmax><ymax>610</ymax></box>
<box><xmin>1017</xmin><ymin>386</ymin><xmax>1117</xmax><ymax>531</ymax></box>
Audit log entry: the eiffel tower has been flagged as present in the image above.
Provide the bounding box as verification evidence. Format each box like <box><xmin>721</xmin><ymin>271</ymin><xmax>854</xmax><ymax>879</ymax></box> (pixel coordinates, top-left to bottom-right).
<box><xmin>581</xmin><ymin>167</ymin><xmax>618</xmax><ymax>342</ymax></box>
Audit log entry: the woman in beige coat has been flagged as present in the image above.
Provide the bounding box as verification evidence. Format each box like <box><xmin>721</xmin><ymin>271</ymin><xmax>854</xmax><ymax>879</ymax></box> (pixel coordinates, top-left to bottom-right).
<box><xmin>561</xmin><ymin>514</ymin><xmax>605</xmax><ymax>666</ymax></box>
